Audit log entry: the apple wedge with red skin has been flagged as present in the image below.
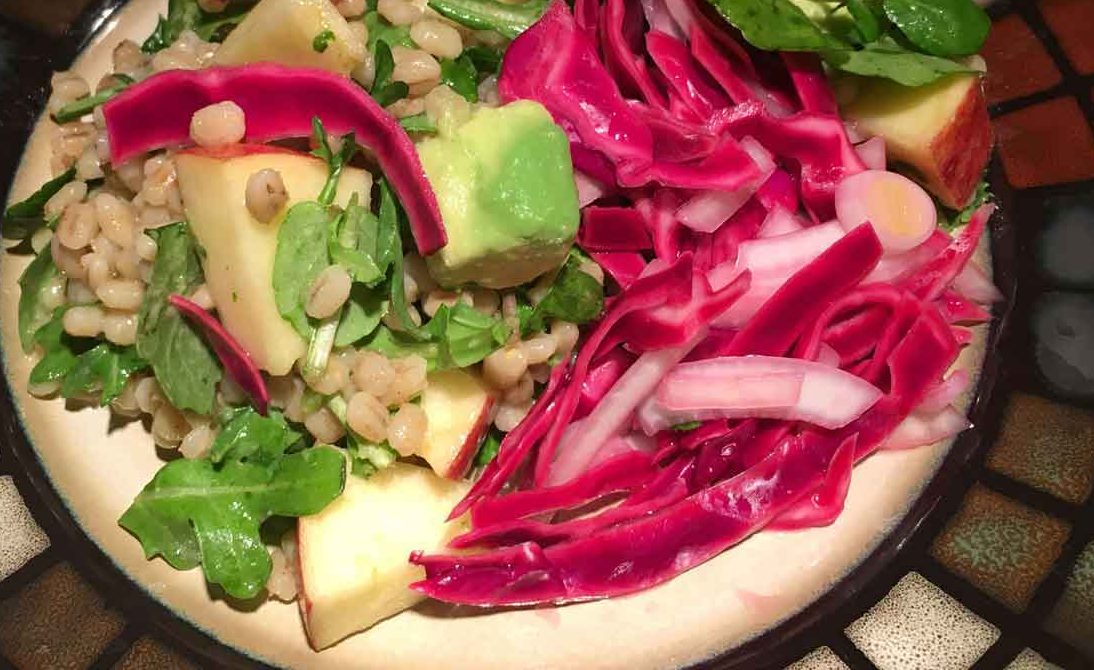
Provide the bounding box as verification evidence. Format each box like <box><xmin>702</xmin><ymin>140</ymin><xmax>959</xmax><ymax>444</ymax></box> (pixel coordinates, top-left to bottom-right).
<box><xmin>842</xmin><ymin>73</ymin><xmax>992</xmax><ymax>209</ymax></box>
<box><xmin>418</xmin><ymin>369</ymin><xmax>496</xmax><ymax>480</ymax></box>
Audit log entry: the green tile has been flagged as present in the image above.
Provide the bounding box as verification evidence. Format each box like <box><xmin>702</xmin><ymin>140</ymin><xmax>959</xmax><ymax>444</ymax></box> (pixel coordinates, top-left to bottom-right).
<box><xmin>987</xmin><ymin>393</ymin><xmax>1094</xmax><ymax>504</ymax></box>
<box><xmin>932</xmin><ymin>485</ymin><xmax>1070</xmax><ymax>611</ymax></box>
<box><xmin>1045</xmin><ymin>540</ymin><xmax>1094</xmax><ymax>658</ymax></box>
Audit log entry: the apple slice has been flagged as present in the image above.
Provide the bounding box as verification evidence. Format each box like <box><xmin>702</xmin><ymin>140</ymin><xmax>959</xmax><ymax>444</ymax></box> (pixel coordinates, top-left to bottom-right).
<box><xmin>175</xmin><ymin>144</ymin><xmax>372</xmax><ymax>375</ymax></box>
<box><xmin>418</xmin><ymin>369</ymin><xmax>495</xmax><ymax>480</ymax></box>
<box><xmin>842</xmin><ymin>73</ymin><xmax>992</xmax><ymax>209</ymax></box>
<box><xmin>213</xmin><ymin>0</ymin><xmax>365</xmax><ymax>76</ymax></box>
<box><xmin>297</xmin><ymin>463</ymin><xmax>469</xmax><ymax>650</ymax></box>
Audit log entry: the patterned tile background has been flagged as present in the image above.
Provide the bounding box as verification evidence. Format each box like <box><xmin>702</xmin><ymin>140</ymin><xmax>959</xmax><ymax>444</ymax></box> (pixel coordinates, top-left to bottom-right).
<box><xmin>1</xmin><ymin>0</ymin><xmax>1094</xmax><ymax>668</ymax></box>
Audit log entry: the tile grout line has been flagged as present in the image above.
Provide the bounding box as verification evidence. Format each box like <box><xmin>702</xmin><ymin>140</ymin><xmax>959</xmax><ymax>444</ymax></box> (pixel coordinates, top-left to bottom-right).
<box><xmin>974</xmin><ymin>468</ymin><xmax>1084</xmax><ymax>520</ymax></box>
<box><xmin>827</xmin><ymin>632</ymin><xmax>881</xmax><ymax>670</ymax></box>
<box><xmin>86</xmin><ymin>622</ymin><xmax>142</xmax><ymax>670</ymax></box>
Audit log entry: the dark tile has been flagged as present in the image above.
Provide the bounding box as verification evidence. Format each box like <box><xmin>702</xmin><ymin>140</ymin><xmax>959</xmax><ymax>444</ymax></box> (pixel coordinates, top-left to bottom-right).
<box><xmin>0</xmin><ymin>562</ymin><xmax>125</xmax><ymax>669</ymax></box>
<box><xmin>0</xmin><ymin>0</ymin><xmax>94</xmax><ymax>36</ymax></box>
<box><xmin>1039</xmin><ymin>0</ymin><xmax>1094</xmax><ymax>75</ymax></box>
<box><xmin>995</xmin><ymin>97</ymin><xmax>1094</xmax><ymax>188</ymax></box>
<box><xmin>1036</xmin><ymin>194</ymin><xmax>1094</xmax><ymax>289</ymax></box>
<box><xmin>1031</xmin><ymin>292</ymin><xmax>1094</xmax><ymax>400</ymax></box>
<box><xmin>987</xmin><ymin>393</ymin><xmax>1094</xmax><ymax>504</ymax></box>
<box><xmin>1044</xmin><ymin>540</ymin><xmax>1094</xmax><ymax>659</ymax></box>
<box><xmin>113</xmin><ymin>636</ymin><xmax>198</xmax><ymax>670</ymax></box>
<box><xmin>931</xmin><ymin>486</ymin><xmax>1070</xmax><ymax>611</ymax></box>
<box><xmin>981</xmin><ymin>15</ymin><xmax>1061</xmax><ymax>105</ymax></box>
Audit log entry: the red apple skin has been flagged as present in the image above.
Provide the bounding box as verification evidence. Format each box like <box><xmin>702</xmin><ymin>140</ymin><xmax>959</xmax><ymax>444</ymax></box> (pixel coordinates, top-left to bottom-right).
<box><xmin>443</xmin><ymin>396</ymin><xmax>496</xmax><ymax>480</ymax></box>
<box><xmin>931</xmin><ymin>83</ymin><xmax>993</xmax><ymax>209</ymax></box>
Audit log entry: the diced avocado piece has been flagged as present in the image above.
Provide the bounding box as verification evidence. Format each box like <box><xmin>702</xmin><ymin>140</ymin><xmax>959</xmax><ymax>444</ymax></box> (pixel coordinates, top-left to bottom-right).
<box><xmin>419</xmin><ymin>100</ymin><xmax>579</xmax><ymax>289</ymax></box>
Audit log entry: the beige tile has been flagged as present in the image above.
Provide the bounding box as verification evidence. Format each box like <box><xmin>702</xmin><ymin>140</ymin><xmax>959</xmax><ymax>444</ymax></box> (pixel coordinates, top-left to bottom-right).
<box><xmin>1006</xmin><ymin>648</ymin><xmax>1063</xmax><ymax>669</ymax></box>
<box><xmin>785</xmin><ymin>646</ymin><xmax>849</xmax><ymax>670</ymax></box>
<box><xmin>0</xmin><ymin>475</ymin><xmax>50</xmax><ymax>581</ymax></box>
<box><xmin>845</xmin><ymin>572</ymin><xmax>999</xmax><ymax>670</ymax></box>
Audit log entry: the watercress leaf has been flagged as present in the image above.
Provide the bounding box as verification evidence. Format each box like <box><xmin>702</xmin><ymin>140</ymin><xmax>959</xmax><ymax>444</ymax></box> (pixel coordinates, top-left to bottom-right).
<box><xmin>364</xmin><ymin>326</ymin><xmax>442</xmax><ymax>370</ymax></box>
<box><xmin>704</xmin><ymin>0</ymin><xmax>849</xmax><ymax>51</ymax></box>
<box><xmin>310</xmin><ymin>118</ymin><xmax>360</xmax><ymax>206</ymax></box>
<box><xmin>60</xmin><ymin>343</ymin><xmax>148</xmax><ymax>406</ymax></box>
<box><xmin>823</xmin><ymin>40</ymin><xmax>973</xmax><ymax>86</ymax></box>
<box><xmin>464</xmin><ymin>44</ymin><xmax>502</xmax><ymax>76</ymax></box>
<box><xmin>398</xmin><ymin>113</ymin><xmax>439</xmax><ymax>134</ymax></box>
<box><xmin>3</xmin><ymin>168</ymin><xmax>76</xmax><ymax>241</ymax></box>
<box><xmin>17</xmin><ymin>249</ymin><xmax>62</xmax><ymax>353</ymax></box>
<box><xmin>273</xmin><ymin>202</ymin><xmax>332</xmax><ymax>338</ymax></box>
<box><xmin>428</xmin><ymin>303</ymin><xmax>511</xmax><ymax>368</ymax></box>
<box><xmin>533</xmin><ymin>253</ymin><xmax>604</xmax><ymax>326</ymax></box>
<box><xmin>346</xmin><ymin>434</ymin><xmax>399</xmax><ymax>478</ymax></box>
<box><xmin>335</xmin><ymin>285</ymin><xmax>386</xmax><ymax>347</ymax></box>
<box><xmin>120</xmin><ymin>445</ymin><xmax>345</xmax><ymax>599</ymax></box>
<box><xmin>313</xmin><ymin>29</ymin><xmax>336</xmax><ymax>53</ymax></box>
<box><xmin>141</xmin><ymin>0</ymin><xmax>248</xmax><ymax>53</ymax></box>
<box><xmin>136</xmin><ymin>223</ymin><xmax>222</xmax><ymax>415</ymax></box>
<box><xmin>440</xmin><ymin>55</ymin><xmax>479</xmax><ymax>102</ymax></box>
<box><xmin>53</xmin><ymin>75</ymin><xmax>134</xmax><ymax>124</ymax></box>
<box><xmin>426</xmin><ymin>0</ymin><xmax>550</xmax><ymax>39</ymax></box>
<box><xmin>882</xmin><ymin>0</ymin><xmax>990</xmax><ymax>57</ymax></box>
<box><xmin>364</xmin><ymin>11</ymin><xmax>414</xmax><ymax>51</ymax></box>
<box><xmin>209</xmin><ymin>408</ymin><xmax>301</xmax><ymax>466</ymax></box>
<box><xmin>329</xmin><ymin>200</ymin><xmax>384</xmax><ymax>285</ymax></box>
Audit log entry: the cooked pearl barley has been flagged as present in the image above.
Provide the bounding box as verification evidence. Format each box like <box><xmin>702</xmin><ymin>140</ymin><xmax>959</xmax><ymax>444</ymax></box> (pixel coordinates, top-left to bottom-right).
<box><xmin>528</xmin><ymin>363</ymin><xmax>551</xmax><ymax>384</ymax></box>
<box><xmin>495</xmin><ymin>401</ymin><xmax>532</xmax><ymax>432</ymax></box>
<box><xmin>152</xmin><ymin>404</ymin><xmax>190</xmax><ymax>448</ymax></box>
<box><xmin>471</xmin><ymin>288</ymin><xmax>500</xmax><ymax>315</ymax></box>
<box><xmin>305</xmin><ymin>356</ymin><xmax>349</xmax><ymax>396</ymax></box>
<box><xmin>483</xmin><ymin>346</ymin><xmax>528</xmax><ymax>390</ymax></box>
<box><xmin>267</xmin><ymin>376</ymin><xmax>300</xmax><ymax>410</ymax></box>
<box><xmin>306</xmin><ymin>265</ymin><xmax>353</xmax><ymax>320</ymax></box>
<box><xmin>48</xmin><ymin>72</ymin><xmax>90</xmax><ymax>115</ymax></box>
<box><xmin>551</xmin><ymin>320</ymin><xmax>580</xmax><ymax>358</ymax></box>
<box><xmin>423</xmin><ymin>85</ymin><xmax>471</xmax><ymax>132</ymax></box>
<box><xmin>76</xmin><ymin>148</ymin><xmax>104</xmax><ymax>181</ymax></box>
<box><xmin>83</xmin><ymin>253</ymin><xmax>113</xmax><ymax>292</ymax></box>
<box><xmin>266</xmin><ymin>546</ymin><xmax>298</xmax><ymax>602</ymax></box>
<box><xmin>179</xmin><ymin>423</ymin><xmax>217</xmax><ymax>459</ymax></box>
<box><xmin>503</xmin><ymin>372</ymin><xmax>534</xmax><ymax>405</ymax></box>
<box><xmin>388</xmin><ymin>403</ymin><xmax>427</xmax><ymax>456</ymax></box>
<box><xmin>386</xmin><ymin>96</ymin><xmax>427</xmax><ymax>119</ymax></box>
<box><xmin>336</xmin><ymin>0</ymin><xmax>367</xmax><ymax>19</ymax></box>
<box><xmin>93</xmin><ymin>192</ymin><xmax>136</xmax><ymax>247</ymax></box>
<box><xmin>378</xmin><ymin>0</ymin><xmax>426</xmax><ymax>25</ymax></box>
<box><xmin>40</xmin><ymin>277</ymin><xmax>67</xmax><ymax>311</ymax></box>
<box><xmin>403</xmin><ymin>253</ymin><xmax>436</xmax><ymax>295</ymax></box>
<box><xmin>188</xmin><ymin>284</ymin><xmax>215</xmax><ymax>310</ymax></box>
<box><xmin>96</xmin><ymin>279</ymin><xmax>145</xmax><ymax>311</ymax></box>
<box><xmin>522</xmin><ymin>334</ymin><xmax>557</xmax><ymax>365</ymax></box>
<box><xmin>51</xmin><ymin>236</ymin><xmax>88</xmax><ymax>280</ymax></box>
<box><xmin>111</xmin><ymin>378</ymin><xmax>141</xmax><ymax>416</ymax></box>
<box><xmin>114</xmin><ymin>158</ymin><xmax>144</xmax><ymax>193</ymax></box>
<box><xmin>189</xmin><ymin>101</ymin><xmax>246</xmax><ymax>148</ymax></box>
<box><xmin>219</xmin><ymin>376</ymin><xmax>248</xmax><ymax>406</ymax></box>
<box><xmin>346</xmin><ymin>391</ymin><xmax>388</xmax><ymax>443</ymax></box>
<box><xmin>28</xmin><ymin>381</ymin><xmax>61</xmax><ymax>398</ymax></box>
<box><xmin>30</xmin><ymin>228</ymin><xmax>53</xmax><ymax>255</ymax></box>
<box><xmin>283</xmin><ymin>379</ymin><xmax>309</xmax><ymax>423</ymax></box>
<box><xmin>353</xmin><ymin>351</ymin><xmax>396</xmax><ymax>398</ymax></box>
<box><xmin>63</xmin><ymin>305</ymin><xmax>104</xmax><ymax>337</ymax></box>
<box><xmin>422</xmin><ymin>289</ymin><xmax>461</xmax><ymax>318</ymax></box>
<box><xmin>115</xmin><ymin>249</ymin><xmax>142</xmax><ymax>280</ymax></box>
<box><xmin>103</xmin><ymin>310</ymin><xmax>138</xmax><ymax>346</ymax></box>
<box><xmin>391</xmin><ymin>46</ymin><xmax>441</xmax><ymax>85</ymax></box>
<box><xmin>580</xmin><ymin>259</ymin><xmax>605</xmax><ymax>285</ymax></box>
<box><xmin>135</xmin><ymin>377</ymin><xmax>166</xmax><ymax>415</ymax></box>
<box><xmin>245</xmin><ymin>169</ymin><xmax>288</xmax><ymax>223</ymax></box>
<box><xmin>305</xmin><ymin>407</ymin><xmax>346</xmax><ymax>444</ymax></box>
<box><xmin>383</xmin><ymin>356</ymin><xmax>428</xmax><ymax>405</ymax></box>
<box><xmin>56</xmin><ymin>202</ymin><xmax>98</xmax><ymax>249</ymax></box>
<box><xmin>411</xmin><ymin>20</ymin><xmax>463</xmax><ymax>59</ymax></box>
<box><xmin>135</xmin><ymin>233</ymin><xmax>158</xmax><ymax>261</ymax></box>
<box><xmin>112</xmin><ymin>39</ymin><xmax>146</xmax><ymax>74</ymax></box>
<box><xmin>351</xmin><ymin>51</ymin><xmax>377</xmax><ymax>89</ymax></box>
<box><xmin>44</xmin><ymin>181</ymin><xmax>88</xmax><ymax>219</ymax></box>
<box><xmin>65</xmin><ymin>279</ymin><xmax>95</xmax><ymax>304</ymax></box>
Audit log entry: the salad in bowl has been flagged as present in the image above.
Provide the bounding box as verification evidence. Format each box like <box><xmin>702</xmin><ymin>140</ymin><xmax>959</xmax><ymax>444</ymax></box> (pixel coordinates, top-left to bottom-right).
<box><xmin>2</xmin><ymin>0</ymin><xmax>998</xmax><ymax>656</ymax></box>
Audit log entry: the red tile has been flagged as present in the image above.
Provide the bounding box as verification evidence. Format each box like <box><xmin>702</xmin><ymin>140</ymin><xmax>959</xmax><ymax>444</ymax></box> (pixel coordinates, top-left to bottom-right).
<box><xmin>1039</xmin><ymin>0</ymin><xmax>1094</xmax><ymax>75</ymax></box>
<box><xmin>981</xmin><ymin>15</ymin><xmax>1061</xmax><ymax>104</ymax></box>
<box><xmin>995</xmin><ymin>97</ymin><xmax>1094</xmax><ymax>188</ymax></box>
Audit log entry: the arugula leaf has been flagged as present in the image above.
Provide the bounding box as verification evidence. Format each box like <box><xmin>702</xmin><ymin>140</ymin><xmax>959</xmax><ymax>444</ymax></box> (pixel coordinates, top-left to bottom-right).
<box><xmin>473</xmin><ymin>429</ymin><xmax>502</xmax><ymax>467</ymax></box>
<box><xmin>137</xmin><ymin>223</ymin><xmax>222</xmax><ymax>415</ymax></box>
<box><xmin>28</xmin><ymin>310</ymin><xmax>83</xmax><ymax>387</ymax></box>
<box><xmin>335</xmin><ymin>285</ymin><xmax>386</xmax><ymax>347</ymax></box>
<box><xmin>53</xmin><ymin>75</ymin><xmax>134</xmax><ymax>124</ymax></box>
<box><xmin>364</xmin><ymin>327</ymin><xmax>442</xmax><ymax>369</ymax></box>
<box><xmin>370</xmin><ymin>40</ymin><xmax>411</xmax><ymax>107</ymax></box>
<box><xmin>328</xmin><ymin>197</ymin><xmax>384</xmax><ymax>285</ymax></box>
<box><xmin>142</xmin><ymin>0</ymin><xmax>250</xmax><ymax>53</ymax></box>
<box><xmin>3</xmin><ymin>168</ymin><xmax>76</xmax><ymax>242</ymax></box>
<box><xmin>440</xmin><ymin>55</ymin><xmax>479</xmax><ymax>103</ymax></box>
<box><xmin>208</xmin><ymin>407</ymin><xmax>302</xmax><ymax>466</ymax></box>
<box><xmin>119</xmin><ymin>445</ymin><xmax>345</xmax><ymax>599</ymax></box>
<box><xmin>464</xmin><ymin>45</ymin><xmax>502</xmax><ymax>76</ymax></box>
<box><xmin>17</xmin><ymin>249</ymin><xmax>62</xmax><ymax>353</ymax></box>
<box><xmin>313</xmin><ymin>29</ymin><xmax>336</xmax><ymax>53</ymax></box>
<box><xmin>61</xmin><ymin>343</ymin><xmax>148</xmax><ymax>406</ymax></box>
<box><xmin>379</xmin><ymin>181</ymin><xmax>424</xmax><ymax>337</ymax></box>
<box><xmin>524</xmin><ymin>252</ymin><xmax>604</xmax><ymax>333</ymax></box>
<box><xmin>882</xmin><ymin>0</ymin><xmax>990</xmax><ymax>57</ymax></box>
<box><xmin>309</xmin><ymin>118</ymin><xmax>360</xmax><ymax>207</ymax></box>
<box><xmin>424</xmin><ymin>303</ymin><xmax>511</xmax><ymax>368</ymax></box>
<box><xmin>398</xmin><ymin>113</ymin><xmax>439</xmax><ymax>134</ymax></box>
<box><xmin>272</xmin><ymin>202</ymin><xmax>332</xmax><ymax>338</ymax></box>
<box><xmin>705</xmin><ymin>0</ymin><xmax>848</xmax><ymax>51</ymax></box>
<box><xmin>426</xmin><ymin>0</ymin><xmax>550</xmax><ymax>39</ymax></box>
<box><xmin>845</xmin><ymin>0</ymin><xmax>883</xmax><ymax>43</ymax></box>
<box><xmin>364</xmin><ymin>11</ymin><xmax>414</xmax><ymax>51</ymax></box>
<box><xmin>823</xmin><ymin>39</ymin><xmax>974</xmax><ymax>87</ymax></box>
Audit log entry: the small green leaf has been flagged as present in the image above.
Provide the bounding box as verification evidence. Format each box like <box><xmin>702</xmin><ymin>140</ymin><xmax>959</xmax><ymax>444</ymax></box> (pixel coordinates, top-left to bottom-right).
<box><xmin>526</xmin><ymin>251</ymin><xmax>604</xmax><ymax>332</ymax></box>
<box><xmin>364</xmin><ymin>11</ymin><xmax>414</xmax><ymax>51</ymax></box>
<box><xmin>882</xmin><ymin>0</ymin><xmax>990</xmax><ymax>57</ymax></box>
<box><xmin>17</xmin><ymin>249</ymin><xmax>63</xmax><ymax>353</ymax></box>
<box><xmin>463</xmin><ymin>44</ymin><xmax>502</xmax><ymax>75</ymax></box>
<box><xmin>845</xmin><ymin>0</ymin><xmax>882</xmax><ymax>43</ymax></box>
<box><xmin>208</xmin><ymin>408</ymin><xmax>301</xmax><ymax>466</ymax></box>
<box><xmin>312</xmin><ymin>29</ymin><xmax>336</xmax><ymax>53</ymax></box>
<box><xmin>823</xmin><ymin>39</ymin><xmax>974</xmax><ymax>87</ymax></box>
<box><xmin>3</xmin><ymin>168</ymin><xmax>76</xmax><ymax>241</ymax></box>
<box><xmin>473</xmin><ymin>430</ymin><xmax>502</xmax><ymax>467</ymax></box>
<box><xmin>28</xmin><ymin>310</ymin><xmax>82</xmax><ymax>387</ymax></box>
<box><xmin>370</xmin><ymin>40</ymin><xmax>410</xmax><ymax>106</ymax></box>
<box><xmin>273</xmin><ymin>202</ymin><xmax>333</xmax><ymax>338</ymax></box>
<box><xmin>334</xmin><ymin>285</ymin><xmax>386</xmax><ymax>347</ymax></box>
<box><xmin>704</xmin><ymin>0</ymin><xmax>849</xmax><ymax>51</ymax></box>
<box><xmin>53</xmin><ymin>75</ymin><xmax>134</xmax><ymax>124</ymax></box>
<box><xmin>440</xmin><ymin>55</ymin><xmax>479</xmax><ymax>103</ymax></box>
<box><xmin>399</xmin><ymin>113</ymin><xmax>439</xmax><ymax>134</ymax></box>
<box><xmin>60</xmin><ymin>343</ymin><xmax>148</xmax><ymax>406</ymax></box>
<box><xmin>427</xmin><ymin>0</ymin><xmax>549</xmax><ymax>39</ymax></box>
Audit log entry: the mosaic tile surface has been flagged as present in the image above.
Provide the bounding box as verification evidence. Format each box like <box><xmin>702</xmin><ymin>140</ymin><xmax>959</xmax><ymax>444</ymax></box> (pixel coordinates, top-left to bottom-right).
<box><xmin>845</xmin><ymin>573</ymin><xmax>1000</xmax><ymax>670</ymax></box>
<box><xmin>1</xmin><ymin>1</ymin><xmax>1094</xmax><ymax>669</ymax></box>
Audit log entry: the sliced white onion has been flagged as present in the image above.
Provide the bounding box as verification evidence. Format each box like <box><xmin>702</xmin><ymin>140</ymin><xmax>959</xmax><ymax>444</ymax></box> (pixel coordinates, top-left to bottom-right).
<box><xmin>574</xmin><ymin>171</ymin><xmax>608</xmax><ymax>208</ymax></box>
<box><xmin>952</xmin><ymin>262</ymin><xmax>1004</xmax><ymax>304</ymax></box>
<box><xmin>677</xmin><ymin>189</ymin><xmax>753</xmax><ymax>233</ymax></box>
<box><xmin>733</xmin><ymin>220</ymin><xmax>845</xmax><ymax>278</ymax></box>
<box><xmin>918</xmin><ymin>369</ymin><xmax>971</xmax><ymax>414</ymax></box>
<box><xmin>854</xmin><ymin>136</ymin><xmax>886</xmax><ymax>171</ymax></box>
<box><xmin>881</xmin><ymin>406</ymin><xmax>971</xmax><ymax>451</ymax></box>
<box><xmin>757</xmin><ymin>205</ymin><xmax>806</xmax><ymax>238</ymax></box>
